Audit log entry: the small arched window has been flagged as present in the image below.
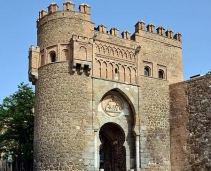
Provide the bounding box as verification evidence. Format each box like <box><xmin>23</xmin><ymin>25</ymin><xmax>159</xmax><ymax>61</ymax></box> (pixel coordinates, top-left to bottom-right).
<box><xmin>50</xmin><ymin>52</ymin><xmax>56</xmax><ymax>62</ymax></box>
<box><xmin>144</xmin><ymin>66</ymin><xmax>150</xmax><ymax>76</ymax></box>
<box><xmin>158</xmin><ymin>69</ymin><xmax>164</xmax><ymax>79</ymax></box>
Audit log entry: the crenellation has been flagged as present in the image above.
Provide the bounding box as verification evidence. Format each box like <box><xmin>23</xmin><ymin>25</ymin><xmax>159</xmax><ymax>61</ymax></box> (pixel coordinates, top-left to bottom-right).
<box><xmin>39</xmin><ymin>10</ymin><xmax>48</xmax><ymax>19</ymax></box>
<box><xmin>146</xmin><ymin>23</ymin><xmax>155</xmax><ymax>33</ymax></box>
<box><xmin>135</xmin><ymin>20</ymin><xmax>145</xmax><ymax>33</ymax></box>
<box><xmin>29</xmin><ymin>45</ymin><xmax>40</xmax><ymax>51</ymax></box>
<box><xmin>63</xmin><ymin>1</ymin><xmax>75</xmax><ymax>11</ymax></box>
<box><xmin>37</xmin><ymin>2</ymin><xmax>182</xmax><ymax>44</ymax></box>
<box><xmin>134</xmin><ymin>21</ymin><xmax>181</xmax><ymax>42</ymax></box>
<box><xmin>110</xmin><ymin>27</ymin><xmax>119</xmax><ymax>37</ymax></box>
<box><xmin>97</xmin><ymin>24</ymin><xmax>107</xmax><ymax>33</ymax></box>
<box><xmin>173</xmin><ymin>32</ymin><xmax>182</xmax><ymax>42</ymax></box>
<box><xmin>37</xmin><ymin>2</ymin><xmax>91</xmax><ymax>25</ymax></box>
<box><xmin>156</xmin><ymin>26</ymin><xmax>165</xmax><ymax>36</ymax></box>
<box><xmin>79</xmin><ymin>3</ymin><xmax>91</xmax><ymax>14</ymax></box>
<box><xmin>121</xmin><ymin>30</ymin><xmax>131</xmax><ymax>39</ymax></box>
<box><xmin>165</xmin><ymin>29</ymin><xmax>173</xmax><ymax>39</ymax></box>
<box><xmin>48</xmin><ymin>3</ymin><xmax>59</xmax><ymax>13</ymax></box>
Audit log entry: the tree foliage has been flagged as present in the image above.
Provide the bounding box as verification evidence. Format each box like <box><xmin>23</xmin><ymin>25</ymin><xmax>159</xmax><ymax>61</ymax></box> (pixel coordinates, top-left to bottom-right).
<box><xmin>0</xmin><ymin>82</ymin><xmax>34</xmax><ymax>170</ymax></box>
<box><xmin>206</xmin><ymin>70</ymin><xmax>211</xmax><ymax>75</ymax></box>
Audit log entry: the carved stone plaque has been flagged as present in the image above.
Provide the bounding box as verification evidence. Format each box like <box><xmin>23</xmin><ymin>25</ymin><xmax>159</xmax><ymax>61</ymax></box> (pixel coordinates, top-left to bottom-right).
<box><xmin>102</xmin><ymin>95</ymin><xmax>123</xmax><ymax>117</ymax></box>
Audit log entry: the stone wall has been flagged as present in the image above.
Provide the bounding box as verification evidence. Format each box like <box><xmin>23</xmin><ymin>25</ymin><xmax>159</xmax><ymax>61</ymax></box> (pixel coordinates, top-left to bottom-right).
<box><xmin>92</xmin><ymin>78</ymin><xmax>139</xmax><ymax>170</ymax></box>
<box><xmin>30</xmin><ymin>2</ymin><xmax>185</xmax><ymax>171</ymax></box>
<box><xmin>139</xmin><ymin>76</ymin><xmax>171</xmax><ymax>171</ymax></box>
<box><xmin>170</xmin><ymin>75</ymin><xmax>211</xmax><ymax>171</ymax></box>
<box><xmin>92</xmin><ymin>78</ymin><xmax>139</xmax><ymax>131</ymax></box>
<box><xmin>34</xmin><ymin>61</ymin><xmax>94</xmax><ymax>170</ymax></box>
<box><xmin>170</xmin><ymin>81</ymin><xmax>189</xmax><ymax>171</ymax></box>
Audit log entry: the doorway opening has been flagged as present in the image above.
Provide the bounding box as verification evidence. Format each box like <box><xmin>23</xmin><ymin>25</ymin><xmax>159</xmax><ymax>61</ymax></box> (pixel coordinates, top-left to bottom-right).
<box><xmin>99</xmin><ymin>122</ymin><xmax>126</xmax><ymax>171</ymax></box>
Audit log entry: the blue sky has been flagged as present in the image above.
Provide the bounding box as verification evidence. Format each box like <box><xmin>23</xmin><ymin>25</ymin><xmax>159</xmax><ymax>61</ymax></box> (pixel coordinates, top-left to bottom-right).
<box><xmin>0</xmin><ymin>0</ymin><xmax>211</xmax><ymax>102</ymax></box>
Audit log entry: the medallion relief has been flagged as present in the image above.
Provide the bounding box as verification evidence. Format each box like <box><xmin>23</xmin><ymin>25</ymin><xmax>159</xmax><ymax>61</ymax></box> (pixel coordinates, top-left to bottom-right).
<box><xmin>102</xmin><ymin>95</ymin><xmax>123</xmax><ymax>117</ymax></box>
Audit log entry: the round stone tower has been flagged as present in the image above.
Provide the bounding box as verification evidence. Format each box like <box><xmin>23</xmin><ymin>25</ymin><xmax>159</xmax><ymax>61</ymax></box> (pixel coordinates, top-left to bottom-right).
<box><xmin>29</xmin><ymin>2</ymin><xmax>96</xmax><ymax>170</ymax></box>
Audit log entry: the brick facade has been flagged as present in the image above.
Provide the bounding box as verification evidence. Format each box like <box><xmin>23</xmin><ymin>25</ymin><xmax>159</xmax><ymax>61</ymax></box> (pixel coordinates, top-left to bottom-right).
<box><xmin>28</xmin><ymin>1</ymin><xmax>211</xmax><ymax>171</ymax></box>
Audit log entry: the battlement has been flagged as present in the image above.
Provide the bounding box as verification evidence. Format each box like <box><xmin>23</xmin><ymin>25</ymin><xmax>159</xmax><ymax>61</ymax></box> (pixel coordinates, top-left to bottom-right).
<box><xmin>33</xmin><ymin>1</ymin><xmax>183</xmax><ymax>85</ymax></box>
<box><xmin>134</xmin><ymin>21</ymin><xmax>182</xmax><ymax>42</ymax></box>
<box><xmin>37</xmin><ymin>2</ymin><xmax>181</xmax><ymax>43</ymax></box>
<box><xmin>29</xmin><ymin>45</ymin><xmax>40</xmax><ymax>52</ymax></box>
<box><xmin>94</xmin><ymin>20</ymin><xmax>181</xmax><ymax>42</ymax></box>
<box><xmin>38</xmin><ymin>1</ymin><xmax>90</xmax><ymax>20</ymax></box>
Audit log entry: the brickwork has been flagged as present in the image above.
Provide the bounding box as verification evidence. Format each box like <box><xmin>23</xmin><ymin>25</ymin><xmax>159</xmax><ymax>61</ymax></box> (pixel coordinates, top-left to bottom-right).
<box><xmin>28</xmin><ymin>1</ymin><xmax>186</xmax><ymax>171</ymax></box>
<box><xmin>170</xmin><ymin>75</ymin><xmax>211</xmax><ymax>171</ymax></box>
<box><xmin>170</xmin><ymin>82</ymin><xmax>189</xmax><ymax>171</ymax></box>
<box><xmin>135</xmin><ymin>30</ymin><xmax>183</xmax><ymax>84</ymax></box>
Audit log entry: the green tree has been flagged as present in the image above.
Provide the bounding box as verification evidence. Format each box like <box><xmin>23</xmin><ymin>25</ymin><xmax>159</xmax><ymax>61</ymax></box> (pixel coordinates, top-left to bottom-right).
<box><xmin>0</xmin><ymin>83</ymin><xmax>34</xmax><ymax>171</ymax></box>
<box><xmin>206</xmin><ymin>70</ymin><xmax>211</xmax><ymax>75</ymax></box>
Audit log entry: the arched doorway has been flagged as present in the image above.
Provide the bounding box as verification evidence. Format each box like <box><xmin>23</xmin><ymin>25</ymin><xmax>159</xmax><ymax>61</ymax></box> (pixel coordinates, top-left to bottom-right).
<box><xmin>99</xmin><ymin>122</ymin><xmax>126</xmax><ymax>171</ymax></box>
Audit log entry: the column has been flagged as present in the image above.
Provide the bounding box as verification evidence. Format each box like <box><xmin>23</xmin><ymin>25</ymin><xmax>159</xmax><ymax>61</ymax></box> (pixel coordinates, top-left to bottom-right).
<box><xmin>124</xmin><ymin>143</ymin><xmax>130</xmax><ymax>171</ymax></box>
<box><xmin>94</xmin><ymin>129</ymin><xmax>98</xmax><ymax>171</ymax></box>
<box><xmin>136</xmin><ymin>134</ymin><xmax>141</xmax><ymax>171</ymax></box>
<box><xmin>57</xmin><ymin>44</ymin><xmax>60</xmax><ymax>61</ymax></box>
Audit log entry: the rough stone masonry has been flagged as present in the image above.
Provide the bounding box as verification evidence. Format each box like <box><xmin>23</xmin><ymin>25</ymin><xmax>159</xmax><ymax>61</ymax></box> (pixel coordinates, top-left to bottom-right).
<box><xmin>28</xmin><ymin>1</ymin><xmax>211</xmax><ymax>171</ymax></box>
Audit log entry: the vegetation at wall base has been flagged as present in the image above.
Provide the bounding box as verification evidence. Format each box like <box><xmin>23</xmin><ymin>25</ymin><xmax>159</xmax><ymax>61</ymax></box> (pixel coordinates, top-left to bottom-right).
<box><xmin>0</xmin><ymin>82</ymin><xmax>34</xmax><ymax>171</ymax></box>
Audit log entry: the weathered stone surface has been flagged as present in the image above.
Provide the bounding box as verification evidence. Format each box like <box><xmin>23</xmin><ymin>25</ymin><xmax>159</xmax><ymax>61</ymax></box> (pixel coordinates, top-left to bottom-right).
<box><xmin>34</xmin><ymin>62</ymin><xmax>93</xmax><ymax>170</ymax></box>
<box><xmin>139</xmin><ymin>76</ymin><xmax>171</xmax><ymax>171</ymax></box>
<box><xmin>26</xmin><ymin>1</ymin><xmax>201</xmax><ymax>171</ymax></box>
<box><xmin>170</xmin><ymin>75</ymin><xmax>211</xmax><ymax>171</ymax></box>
